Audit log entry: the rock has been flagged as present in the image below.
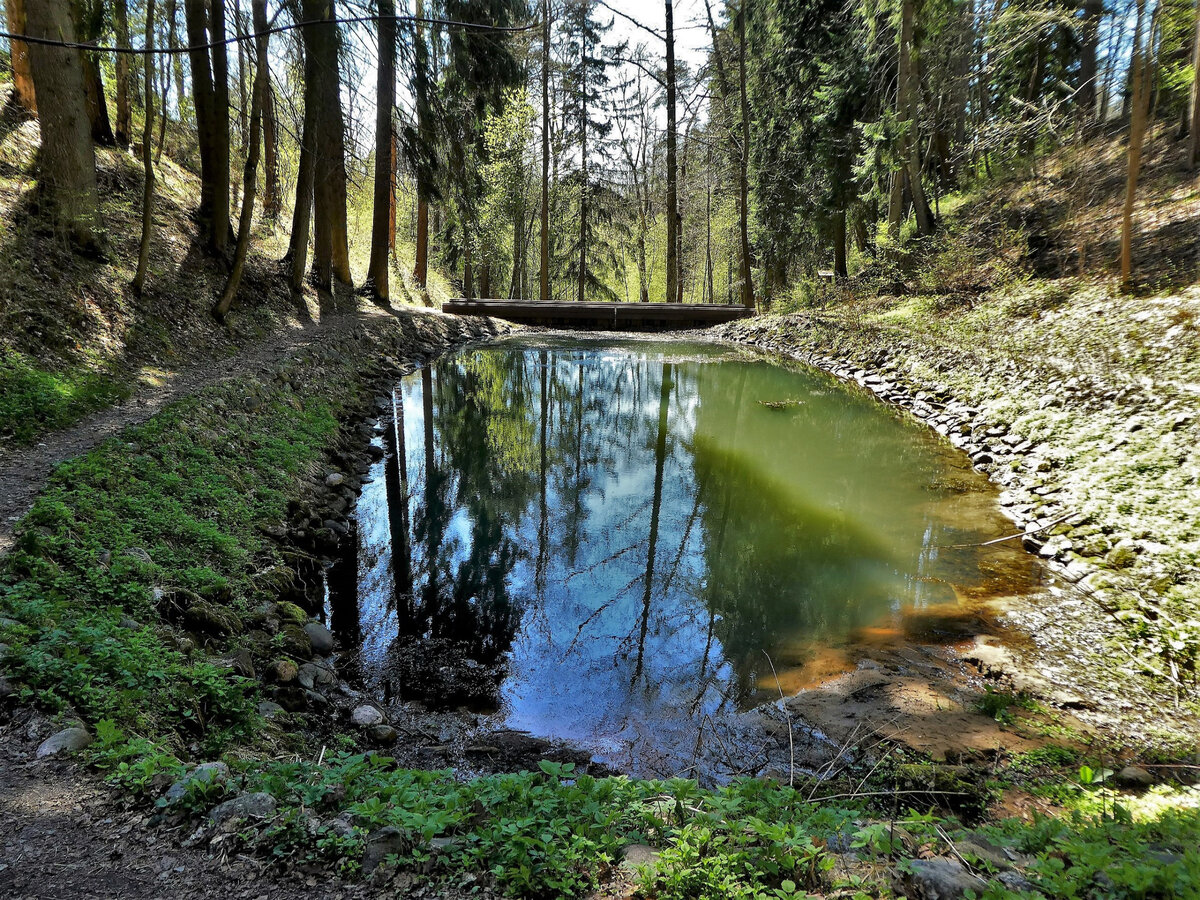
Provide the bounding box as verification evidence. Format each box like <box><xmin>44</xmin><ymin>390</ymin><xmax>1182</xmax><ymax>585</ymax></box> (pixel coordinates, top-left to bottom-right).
<box><xmin>325</xmin><ymin>472</ymin><xmax>345</xmax><ymax>487</ymax></box>
<box><xmin>275</xmin><ymin>602</ymin><xmax>309</xmax><ymax>625</ymax></box>
<box><xmin>363</xmin><ymin>826</ymin><xmax>407</xmax><ymax>872</ymax></box>
<box><xmin>0</xmin><ymin>676</ymin><xmax>13</xmax><ymax>698</ymax></box>
<box><xmin>164</xmin><ymin>762</ymin><xmax>230</xmax><ymax>804</ymax></box>
<box><xmin>0</xmin><ymin>642</ymin><xmax>11</xmax><ymax>663</ymax></box>
<box><xmin>1117</xmin><ymin>765</ymin><xmax>1154</xmax><ymax>786</ymax></box>
<box><xmin>36</xmin><ymin>727</ymin><xmax>93</xmax><ymax>759</ymax></box>
<box><xmin>279</xmin><ymin>624</ymin><xmax>314</xmax><ymax>660</ymax></box>
<box><xmin>297</xmin><ymin>661</ymin><xmax>337</xmax><ymax>690</ymax></box>
<box><xmin>257</xmin><ymin>700</ymin><xmax>285</xmax><ymax>719</ymax></box>
<box><xmin>208</xmin><ymin>792</ymin><xmax>277</xmax><ymax>824</ymax></box>
<box><xmin>620</xmin><ymin>844</ymin><xmax>660</xmax><ymax>873</ymax></box>
<box><xmin>119</xmin><ymin>616</ymin><xmax>141</xmax><ymax>630</ymax></box>
<box><xmin>997</xmin><ymin>871</ymin><xmax>1039</xmax><ymax>893</ymax></box>
<box><xmin>1106</xmin><ymin>542</ymin><xmax>1137</xmax><ymax>569</ymax></box>
<box><xmin>272</xmin><ymin>658</ymin><xmax>299</xmax><ymax>683</ymax></box>
<box><xmin>228</xmin><ymin>648</ymin><xmax>255</xmax><ymax>679</ymax></box>
<box><xmin>367</xmin><ymin>724</ymin><xmax>398</xmax><ymax>744</ymax></box>
<box><xmin>303</xmin><ymin>622</ymin><xmax>335</xmax><ymax>655</ymax></box>
<box><xmin>184</xmin><ymin>601</ymin><xmax>242</xmax><ymax>637</ymax></box>
<box><xmin>897</xmin><ymin>858</ymin><xmax>987</xmax><ymax>900</ymax></box>
<box><xmin>351</xmin><ymin>704</ymin><xmax>386</xmax><ymax>727</ymax></box>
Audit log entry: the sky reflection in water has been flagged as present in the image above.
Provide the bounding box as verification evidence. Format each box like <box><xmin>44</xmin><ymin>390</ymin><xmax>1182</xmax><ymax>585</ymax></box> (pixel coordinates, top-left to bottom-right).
<box><xmin>335</xmin><ymin>336</ymin><xmax>1038</xmax><ymax>778</ymax></box>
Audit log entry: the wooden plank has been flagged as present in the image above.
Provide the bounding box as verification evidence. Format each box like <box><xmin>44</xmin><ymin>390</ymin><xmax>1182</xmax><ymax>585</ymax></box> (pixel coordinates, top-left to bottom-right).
<box><xmin>443</xmin><ymin>299</ymin><xmax>754</xmax><ymax>331</ymax></box>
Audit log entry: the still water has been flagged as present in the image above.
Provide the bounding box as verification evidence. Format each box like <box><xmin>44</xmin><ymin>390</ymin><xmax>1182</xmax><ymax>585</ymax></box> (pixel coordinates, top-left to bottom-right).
<box><xmin>331</xmin><ymin>336</ymin><xmax>1039</xmax><ymax>777</ymax></box>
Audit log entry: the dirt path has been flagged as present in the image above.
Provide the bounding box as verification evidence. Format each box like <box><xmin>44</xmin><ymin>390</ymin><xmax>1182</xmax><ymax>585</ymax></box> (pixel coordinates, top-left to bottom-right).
<box><xmin>0</xmin><ymin>713</ymin><xmax>380</xmax><ymax>900</ymax></box>
<box><xmin>0</xmin><ymin>307</ymin><xmax>404</xmax><ymax>556</ymax></box>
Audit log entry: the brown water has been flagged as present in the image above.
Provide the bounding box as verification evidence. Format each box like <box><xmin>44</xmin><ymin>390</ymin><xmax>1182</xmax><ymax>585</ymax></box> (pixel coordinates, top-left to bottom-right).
<box><xmin>330</xmin><ymin>335</ymin><xmax>1041</xmax><ymax>779</ymax></box>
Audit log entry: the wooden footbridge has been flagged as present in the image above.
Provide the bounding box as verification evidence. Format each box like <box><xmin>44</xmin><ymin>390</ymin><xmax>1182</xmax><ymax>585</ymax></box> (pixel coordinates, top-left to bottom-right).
<box><xmin>443</xmin><ymin>299</ymin><xmax>754</xmax><ymax>332</ymax></box>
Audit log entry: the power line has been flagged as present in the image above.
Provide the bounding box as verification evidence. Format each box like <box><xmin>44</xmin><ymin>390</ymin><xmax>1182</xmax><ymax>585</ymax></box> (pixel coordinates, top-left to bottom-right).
<box><xmin>0</xmin><ymin>14</ymin><xmax>539</xmax><ymax>57</ymax></box>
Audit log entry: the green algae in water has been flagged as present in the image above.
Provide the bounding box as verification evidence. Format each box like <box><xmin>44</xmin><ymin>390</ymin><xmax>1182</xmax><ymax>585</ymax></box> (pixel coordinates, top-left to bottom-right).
<box><xmin>334</xmin><ymin>336</ymin><xmax>1039</xmax><ymax>778</ymax></box>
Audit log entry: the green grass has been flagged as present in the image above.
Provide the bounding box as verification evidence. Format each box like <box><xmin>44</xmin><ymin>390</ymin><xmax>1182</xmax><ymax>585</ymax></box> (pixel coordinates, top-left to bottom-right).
<box><xmin>0</xmin><ymin>370</ymin><xmax>339</xmax><ymax>752</ymax></box>
<box><xmin>0</xmin><ymin>349</ymin><xmax>131</xmax><ymax>445</ymax></box>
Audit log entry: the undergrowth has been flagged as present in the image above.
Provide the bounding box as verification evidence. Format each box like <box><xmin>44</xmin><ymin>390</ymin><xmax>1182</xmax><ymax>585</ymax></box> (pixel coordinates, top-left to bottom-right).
<box><xmin>0</xmin><ymin>349</ymin><xmax>131</xmax><ymax>445</ymax></box>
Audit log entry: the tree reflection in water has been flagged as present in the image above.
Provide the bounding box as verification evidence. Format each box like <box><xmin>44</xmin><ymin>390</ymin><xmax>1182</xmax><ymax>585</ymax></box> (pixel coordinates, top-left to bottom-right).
<box><xmin>336</xmin><ymin>337</ymin><xmax>1038</xmax><ymax>778</ymax></box>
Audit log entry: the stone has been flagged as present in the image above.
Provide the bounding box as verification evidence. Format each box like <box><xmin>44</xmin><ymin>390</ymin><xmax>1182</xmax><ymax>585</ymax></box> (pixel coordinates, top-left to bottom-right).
<box><xmin>367</xmin><ymin>724</ymin><xmax>398</xmax><ymax>744</ymax></box>
<box><xmin>363</xmin><ymin>826</ymin><xmax>407</xmax><ymax>872</ymax></box>
<box><xmin>228</xmin><ymin>648</ymin><xmax>255</xmax><ymax>679</ymax></box>
<box><xmin>620</xmin><ymin>844</ymin><xmax>660</xmax><ymax>873</ymax></box>
<box><xmin>351</xmin><ymin>705</ymin><xmax>386</xmax><ymax>727</ymax></box>
<box><xmin>325</xmin><ymin>472</ymin><xmax>345</xmax><ymax>488</ymax></box>
<box><xmin>297</xmin><ymin>661</ymin><xmax>337</xmax><ymax>690</ymax></box>
<box><xmin>275</xmin><ymin>602</ymin><xmax>309</xmax><ymax>625</ymax></box>
<box><xmin>1117</xmin><ymin>765</ymin><xmax>1154</xmax><ymax>786</ymax></box>
<box><xmin>209</xmin><ymin>792</ymin><xmax>277</xmax><ymax>825</ymax></box>
<box><xmin>1106</xmin><ymin>542</ymin><xmax>1137</xmax><ymax>569</ymax></box>
<box><xmin>303</xmin><ymin>622</ymin><xmax>335</xmax><ymax>655</ymax></box>
<box><xmin>0</xmin><ymin>676</ymin><xmax>13</xmax><ymax>698</ymax></box>
<box><xmin>36</xmin><ymin>727</ymin><xmax>93</xmax><ymax>759</ymax></box>
<box><xmin>896</xmin><ymin>858</ymin><xmax>987</xmax><ymax>900</ymax></box>
<box><xmin>257</xmin><ymin>700</ymin><xmax>285</xmax><ymax>719</ymax></box>
<box><xmin>279</xmin><ymin>624</ymin><xmax>314</xmax><ymax>660</ymax></box>
<box><xmin>273</xmin><ymin>658</ymin><xmax>299</xmax><ymax>683</ymax></box>
<box><xmin>184</xmin><ymin>601</ymin><xmax>242</xmax><ymax>637</ymax></box>
<box><xmin>164</xmin><ymin>762</ymin><xmax>230</xmax><ymax>804</ymax></box>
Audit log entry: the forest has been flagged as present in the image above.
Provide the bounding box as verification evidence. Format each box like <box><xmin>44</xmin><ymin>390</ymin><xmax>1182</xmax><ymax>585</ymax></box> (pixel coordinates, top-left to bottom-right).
<box><xmin>2</xmin><ymin>0</ymin><xmax>1200</xmax><ymax>898</ymax></box>
<box><xmin>1</xmin><ymin>0</ymin><xmax>1190</xmax><ymax>313</ymax></box>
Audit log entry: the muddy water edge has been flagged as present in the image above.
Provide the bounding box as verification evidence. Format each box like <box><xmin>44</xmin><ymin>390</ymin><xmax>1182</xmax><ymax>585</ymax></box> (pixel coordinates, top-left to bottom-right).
<box><xmin>313</xmin><ymin>332</ymin><xmax>1089</xmax><ymax>785</ymax></box>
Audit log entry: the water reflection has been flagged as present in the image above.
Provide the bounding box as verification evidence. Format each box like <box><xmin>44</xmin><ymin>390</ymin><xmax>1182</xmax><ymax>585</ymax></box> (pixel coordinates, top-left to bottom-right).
<box><xmin>336</xmin><ymin>336</ymin><xmax>1039</xmax><ymax>777</ymax></box>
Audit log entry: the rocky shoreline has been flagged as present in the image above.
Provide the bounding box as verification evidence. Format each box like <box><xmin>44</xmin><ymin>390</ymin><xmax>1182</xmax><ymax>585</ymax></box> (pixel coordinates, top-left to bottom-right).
<box><xmin>709</xmin><ymin>313</ymin><xmax>1198</xmax><ymax>737</ymax></box>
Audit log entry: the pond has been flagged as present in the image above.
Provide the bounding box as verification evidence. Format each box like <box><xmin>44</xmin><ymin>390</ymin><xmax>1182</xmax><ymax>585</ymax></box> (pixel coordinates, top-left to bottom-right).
<box><xmin>329</xmin><ymin>335</ymin><xmax>1041</xmax><ymax>779</ymax></box>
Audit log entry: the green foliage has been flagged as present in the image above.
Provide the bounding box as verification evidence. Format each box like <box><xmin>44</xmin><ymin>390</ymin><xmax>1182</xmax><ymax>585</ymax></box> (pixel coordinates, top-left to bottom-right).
<box><xmin>0</xmin><ymin>377</ymin><xmax>339</xmax><ymax>750</ymax></box>
<box><xmin>0</xmin><ymin>350</ymin><xmax>130</xmax><ymax>445</ymax></box>
<box><xmin>976</xmin><ymin>686</ymin><xmax>1037</xmax><ymax>724</ymax></box>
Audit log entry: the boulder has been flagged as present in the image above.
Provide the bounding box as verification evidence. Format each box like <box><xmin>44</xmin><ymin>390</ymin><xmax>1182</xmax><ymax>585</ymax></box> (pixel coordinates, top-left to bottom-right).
<box><xmin>164</xmin><ymin>761</ymin><xmax>230</xmax><ymax>805</ymax></box>
<box><xmin>363</xmin><ymin>826</ymin><xmax>407</xmax><ymax>873</ymax></box>
<box><xmin>351</xmin><ymin>705</ymin><xmax>386</xmax><ymax>727</ymax></box>
<box><xmin>896</xmin><ymin>859</ymin><xmax>987</xmax><ymax>900</ymax></box>
<box><xmin>36</xmin><ymin>727</ymin><xmax>93</xmax><ymax>759</ymax></box>
<box><xmin>257</xmin><ymin>700</ymin><xmax>285</xmax><ymax>719</ymax></box>
<box><xmin>1117</xmin><ymin>765</ymin><xmax>1154</xmax><ymax>787</ymax></box>
<box><xmin>325</xmin><ymin>472</ymin><xmax>346</xmax><ymax>488</ymax></box>
<box><xmin>183</xmin><ymin>601</ymin><xmax>242</xmax><ymax>637</ymax></box>
<box><xmin>297</xmin><ymin>661</ymin><xmax>337</xmax><ymax>690</ymax></box>
<box><xmin>303</xmin><ymin>622</ymin><xmax>335</xmax><ymax>655</ymax></box>
<box><xmin>367</xmin><ymin>724</ymin><xmax>398</xmax><ymax>744</ymax></box>
<box><xmin>279</xmin><ymin>624</ymin><xmax>313</xmax><ymax>660</ymax></box>
<box><xmin>209</xmin><ymin>792</ymin><xmax>277</xmax><ymax>825</ymax></box>
<box><xmin>272</xmin><ymin>659</ymin><xmax>299</xmax><ymax>683</ymax></box>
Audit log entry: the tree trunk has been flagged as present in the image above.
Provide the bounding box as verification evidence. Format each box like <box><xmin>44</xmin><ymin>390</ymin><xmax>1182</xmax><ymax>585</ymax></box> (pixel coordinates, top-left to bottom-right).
<box><xmin>577</xmin><ymin>25</ymin><xmax>588</xmax><ymax>305</ymax></box>
<box><xmin>304</xmin><ymin>0</ymin><xmax>351</xmax><ymax>289</ymax></box>
<box><xmin>899</xmin><ymin>0</ymin><xmax>935</xmax><ymax>235</ymax></box>
<box><xmin>81</xmin><ymin>54</ymin><xmax>115</xmax><ymax>145</ymax></box>
<box><xmin>1122</xmin><ymin>0</ymin><xmax>1152</xmax><ymax>288</ymax></box>
<box><xmin>413</xmin><ymin>0</ymin><xmax>431</xmax><ymax>295</ymax></box>
<box><xmin>287</xmin><ymin>20</ymin><xmax>317</xmax><ymax>294</ymax></box>
<box><xmin>25</xmin><ymin>0</ymin><xmax>100</xmax><ymax>248</ymax></box>
<box><xmin>184</xmin><ymin>0</ymin><xmax>231</xmax><ymax>253</ymax></box>
<box><xmin>114</xmin><ymin>0</ymin><xmax>132</xmax><ymax>146</ymax></box>
<box><xmin>155</xmin><ymin>0</ymin><xmax>173</xmax><ymax>161</ymax></box>
<box><xmin>665</xmin><ymin>0</ymin><xmax>679</xmax><ymax>306</ymax></box>
<box><xmin>133</xmin><ymin>0</ymin><xmax>158</xmax><ymax>295</ymax></box>
<box><xmin>210</xmin><ymin>0</ymin><xmax>232</xmax><ymax>254</ymax></box>
<box><xmin>1079</xmin><ymin>0</ymin><xmax>1102</xmax><ymax>120</ymax></box>
<box><xmin>833</xmin><ymin>208</ymin><xmax>848</xmax><ymax>278</ymax></box>
<box><xmin>539</xmin><ymin>0</ymin><xmax>551</xmax><ymax>302</ymax></box>
<box><xmin>214</xmin><ymin>0</ymin><xmax>269</xmax><ymax>320</ymax></box>
<box><xmin>367</xmin><ymin>0</ymin><xmax>397</xmax><ymax>303</ymax></box>
<box><xmin>261</xmin><ymin>82</ymin><xmax>281</xmax><ymax>219</ymax></box>
<box><xmin>5</xmin><ymin>0</ymin><xmax>37</xmax><ymax>114</ymax></box>
<box><xmin>1190</xmin><ymin>5</ymin><xmax>1200</xmax><ymax>167</ymax></box>
<box><xmin>736</xmin><ymin>1</ymin><xmax>755</xmax><ymax>308</ymax></box>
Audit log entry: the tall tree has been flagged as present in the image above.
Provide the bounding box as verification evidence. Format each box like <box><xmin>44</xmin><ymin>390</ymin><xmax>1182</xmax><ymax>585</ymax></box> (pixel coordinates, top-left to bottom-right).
<box><xmin>303</xmin><ymin>0</ymin><xmax>352</xmax><ymax>289</ymax></box>
<box><xmin>113</xmin><ymin>0</ymin><xmax>133</xmax><ymax>146</ymax></box>
<box><xmin>665</xmin><ymin>0</ymin><xmax>679</xmax><ymax>306</ymax></box>
<box><xmin>24</xmin><ymin>0</ymin><xmax>101</xmax><ymax>248</ymax></box>
<box><xmin>215</xmin><ymin>0</ymin><xmax>270</xmax><ymax>319</ymax></box>
<box><xmin>367</xmin><ymin>0</ymin><xmax>398</xmax><ymax>302</ymax></box>
<box><xmin>184</xmin><ymin>0</ymin><xmax>232</xmax><ymax>253</ymax></box>
<box><xmin>1121</xmin><ymin>0</ymin><xmax>1154</xmax><ymax>288</ymax></box>
<box><xmin>4</xmin><ymin>0</ymin><xmax>37</xmax><ymax>114</ymax></box>
<box><xmin>411</xmin><ymin>0</ymin><xmax>432</xmax><ymax>294</ymax></box>
<box><xmin>287</xmin><ymin>13</ymin><xmax>317</xmax><ymax>294</ymax></box>
<box><xmin>133</xmin><ymin>0</ymin><xmax>158</xmax><ymax>295</ymax></box>
<box><xmin>540</xmin><ymin>0</ymin><xmax>552</xmax><ymax>301</ymax></box>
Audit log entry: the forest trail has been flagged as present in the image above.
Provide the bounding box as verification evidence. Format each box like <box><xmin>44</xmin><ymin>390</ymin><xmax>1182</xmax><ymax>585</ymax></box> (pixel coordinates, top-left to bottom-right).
<box><xmin>0</xmin><ymin>713</ymin><xmax>381</xmax><ymax>900</ymax></box>
<box><xmin>0</xmin><ymin>305</ymin><xmax>383</xmax><ymax>556</ymax></box>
